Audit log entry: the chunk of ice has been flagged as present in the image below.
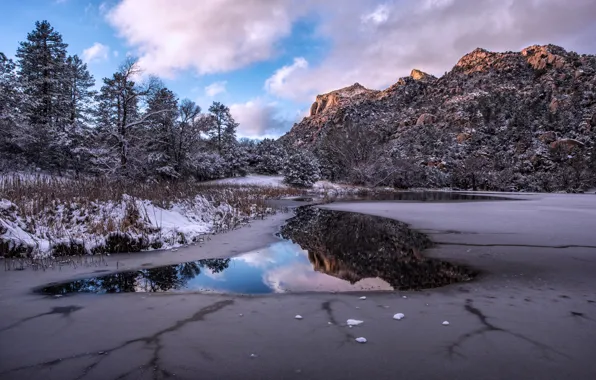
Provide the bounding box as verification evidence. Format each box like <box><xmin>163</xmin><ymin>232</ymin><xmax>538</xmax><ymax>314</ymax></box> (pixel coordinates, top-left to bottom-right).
<box><xmin>355</xmin><ymin>337</ymin><xmax>367</xmax><ymax>343</ymax></box>
<box><xmin>359</xmin><ymin>296</ymin><xmax>367</xmax><ymax>300</ymax></box>
<box><xmin>347</xmin><ymin>319</ymin><xmax>363</xmax><ymax>326</ymax></box>
<box><xmin>442</xmin><ymin>321</ymin><xmax>450</xmax><ymax>326</ymax></box>
<box><xmin>295</xmin><ymin>315</ymin><xmax>303</xmax><ymax>320</ymax></box>
<box><xmin>393</xmin><ymin>313</ymin><xmax>405</xmax><ymax>320</ymax></box>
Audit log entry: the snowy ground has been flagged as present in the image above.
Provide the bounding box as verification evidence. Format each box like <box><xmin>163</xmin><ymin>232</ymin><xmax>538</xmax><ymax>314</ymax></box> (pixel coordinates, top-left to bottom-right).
<box><xmin>207</xmin><ymin>174</ymin><xmax>357</xmax><ymax>193</ymax></box>
<box><xmin>0</xmin><ymin>193</ymin><xmax>273</xmax><ymax>258</ymax></box>
<box><xmin>1</xmin><ymin>193</ymin><xmax>595</xmax><ymax>379</ymax></box>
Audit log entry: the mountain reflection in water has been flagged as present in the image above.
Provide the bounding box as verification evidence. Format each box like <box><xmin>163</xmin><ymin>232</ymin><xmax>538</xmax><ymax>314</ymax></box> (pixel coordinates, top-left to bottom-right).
<box><xmin>40</xmin><ymin>208</ymin><xmax>477</xmax><ymax>295</ymax></box>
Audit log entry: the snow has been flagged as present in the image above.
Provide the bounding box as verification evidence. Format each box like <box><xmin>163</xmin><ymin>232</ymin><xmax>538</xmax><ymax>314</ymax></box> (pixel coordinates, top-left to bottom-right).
<box><xmin>206</xmin><ymin>175</ymin><xmax>287</xmax><ymax>187</ymax></box>
<box><xmin>359</xmin><ymin>296</ymin><xmax>367</xmax><ymax>300</ymax></box>
<box><xmin>442</xmin><ymin>321</ymin><xmax>450</xmax><ymax>326</ymax></box>
<box><xmin>393</xmin><ymin>313</ymin><xmax>405</xmax><ymax>320</ymax></box>
<box><xmin>205</xmin><ymin>174</ymin><xmax>361</xmax><ymax>195</ymax></box>
<box><xmin>347</xmin><ymin>319</ymin><xmax>364</xmax><ymax>326</ymax></box>
<box><xmin>355</xmin><ymin>337</ymin><xmax>367</xmax><ymax>343</ymax></box>
<box><xmin>295</xmin><ymin>315</ymin><xmax>303</xmax><ymax>320</ymax></box>
<box><xmin>0</xmin><ymin>193</ymin><xmax>274</xmax><ymax>258</ymax></box>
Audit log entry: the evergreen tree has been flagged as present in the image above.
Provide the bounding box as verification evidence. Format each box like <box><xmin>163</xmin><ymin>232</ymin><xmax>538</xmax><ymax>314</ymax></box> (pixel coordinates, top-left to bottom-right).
<box><xmin>145</xmin><ymin>86</ymin><xmax>179</xmax><ymax>178</ymax></box>
<box><xmin>58</xmin><ymin>55</ymin><xmax>96</xmax><ymax>174</ymax></box>
<box><xmin>0</xmin><ymin>53</ymin><xmax>27</xmax><ymax>168</ymax></box>
<box><xmin>283</xmin><ymin>151</ymin><xmax>320</xmax><ymax>188</ymax></box>
<box><xmin>254</xmin><ymin>138</ymin><xmax>286</xmax><ymax>174</ymax></box>
<box><xmin>64</xmin><ymin>55</ymin><xmax>95</xmax><ymax>126</ymax></box>
<box><xmin>207</xmin><ymin>101</ymin><xmax>236</xmax><ymax>152</ymax></box>
<box><xmin>16</xmin><ymin>20</ymin><xmax>69</xmax><ymax>167</ymax></box>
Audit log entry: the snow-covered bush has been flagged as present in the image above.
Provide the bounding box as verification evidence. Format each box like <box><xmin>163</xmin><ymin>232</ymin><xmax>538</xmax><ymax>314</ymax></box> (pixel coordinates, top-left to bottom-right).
<box><xmin>254</xmin><ymin>139</ymin><xmax>286</xmax><ymax>175</ymax></box>
<box><xmin>191</xmin><ymin>152</ymin><xmax>227</xmax><ymax>181</ymax></box>
<box><xmin>282</xmin><ymin>152</ymin><xmax>321</xmax><ymax>188</ymax></box>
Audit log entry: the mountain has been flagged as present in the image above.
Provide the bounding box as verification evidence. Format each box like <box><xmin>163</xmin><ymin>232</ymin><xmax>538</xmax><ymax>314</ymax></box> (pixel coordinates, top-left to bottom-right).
<box><xmin>280</xmin><ymin>45</ymin><xmax>596</xmax><ymax>192</ymax></box>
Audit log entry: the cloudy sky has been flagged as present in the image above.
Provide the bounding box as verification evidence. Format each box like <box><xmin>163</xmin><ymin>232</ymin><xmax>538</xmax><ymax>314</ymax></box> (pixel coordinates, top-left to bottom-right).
<box><xmin>1</xmin><ymin>0</ymin><xmax>595</xmax><ymax>138</ymax></box>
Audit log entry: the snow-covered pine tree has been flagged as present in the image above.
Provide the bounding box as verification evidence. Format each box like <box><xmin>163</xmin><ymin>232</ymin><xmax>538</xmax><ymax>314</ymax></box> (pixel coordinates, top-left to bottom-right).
<box><xmin>57</xmin><ymin>55</ymin><xmax>96</xmax><ymax>174</ymax></box>
<box><xmin>145</xmin><ymin>86</ymin><xmax>179</xmax><ymax>179</ymax></box>
<box><xmin>283</xmin><ymin>151</ymin><xmax>321</xmax><ymax>188</ymax></box>
<box><xmin>207</xmin><ymin>101</ymin><xmax>236</xmax><ymax>153</ymax></box>
<box><xmin>220</xmin><ymin>116</ymin><xmax>248</xmax><ymax>177</ymax></box>
<box><xmin>0</xmin><ymin>53</ymin><xmax>28</xmax><ymax>169</ymax></box>
<box><xmin>16</xmin><ymin>20</ymin><xmax>70</xmax><ymax>168</ymax></box>
<box><xmin>254</xmin><ymin>138</ymin><xmax>286</xmax><ymax>174</ymax></box>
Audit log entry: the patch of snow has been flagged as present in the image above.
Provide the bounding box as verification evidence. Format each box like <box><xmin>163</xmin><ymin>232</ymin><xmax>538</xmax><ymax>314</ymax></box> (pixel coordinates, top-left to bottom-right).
<box><xmin>442</xmin><ymin>321</ymin><xmax>450</xmax><ymax>326</ymax></box>
<box><xmin>355</xmin><ymin>337</ymin><xmax>367</xmax><ymax>343</ymax></box>
<box><xmin>347</xmin><ymin>319</ymin><xmax>364</xmax><ymax>326</ymax></box>
<box><xmin>206</xmin><ymin>175</ymin><xmax>287</xmax><ymax>187</ymax></box>
<box><xmin>393</xmin><ymin>313</ymin><xmax>405</xmax><ymax>320</ymax></box>
<box><xmin>359</xmin><ymin>296</ymin><xmax>367</xmax><ymax>300</ymax></box>
<box><xmin>295</xmin><ymin>315</ymin><xmax>303</xmax><ymax>320</ymax></box>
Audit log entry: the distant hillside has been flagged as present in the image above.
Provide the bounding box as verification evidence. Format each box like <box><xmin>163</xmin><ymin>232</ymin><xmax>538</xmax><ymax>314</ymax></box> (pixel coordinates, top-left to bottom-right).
<box><xmin>280</xmin><ymin>45</ymin><xmax>596</xmax><ymax>192</ymax></box>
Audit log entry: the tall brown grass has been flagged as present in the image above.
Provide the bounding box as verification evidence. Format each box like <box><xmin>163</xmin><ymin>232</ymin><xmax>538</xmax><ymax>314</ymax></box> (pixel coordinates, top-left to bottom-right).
<box><xmin>0</xmin><ymin>175</ymin><xmax>306</xmax><ymax>217</ymax></box>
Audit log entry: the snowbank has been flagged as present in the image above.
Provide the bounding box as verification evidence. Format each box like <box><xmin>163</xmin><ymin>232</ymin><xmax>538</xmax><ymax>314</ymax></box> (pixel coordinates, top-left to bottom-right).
<box><xmin>0</xmin><ymin>194</ymin><xmax>274</xmax><ymax>258</ymax></box>
<box><xmin>207</xmin><ymin>175</ymin><xmax>365</xmax><ymax>195</ymax></box>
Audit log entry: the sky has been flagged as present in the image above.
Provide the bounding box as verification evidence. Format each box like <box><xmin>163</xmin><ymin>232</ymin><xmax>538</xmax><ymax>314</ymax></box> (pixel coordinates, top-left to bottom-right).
<box><xmin>1</xmin><ymin>0</ymin><xmax>596</xmax><ymax>138</ymax></box>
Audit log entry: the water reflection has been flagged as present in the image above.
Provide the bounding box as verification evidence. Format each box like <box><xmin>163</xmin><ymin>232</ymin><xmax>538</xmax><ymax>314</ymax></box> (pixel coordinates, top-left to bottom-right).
<box><xmin>39</xmin><ymin>208</ymin><xmax>477</xmax><ymax>295</ymax></box>
<box><xmin>279</xmin><ymin>207</ymin><xmax>477</xmax><ymax>290</ymax></box>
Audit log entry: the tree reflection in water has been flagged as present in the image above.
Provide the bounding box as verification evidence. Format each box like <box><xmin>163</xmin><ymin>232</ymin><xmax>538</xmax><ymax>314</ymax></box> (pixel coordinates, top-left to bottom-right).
<box><xmin>41</xmin><ymin>259</ymin><xmax>231</xmax><ymax>294</ymax></box>
<box><xmin>279</xmin><ymin>207</ymin><xmax>477</xmax><ymax>290</ymax></box>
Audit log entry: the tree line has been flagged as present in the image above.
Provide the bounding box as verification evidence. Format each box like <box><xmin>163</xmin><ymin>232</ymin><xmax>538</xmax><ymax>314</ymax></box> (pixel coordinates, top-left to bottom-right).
<box><xmin>0</xmin><ymin>20</ymin><xmax>294</xmax><ymax>182</ymax></box>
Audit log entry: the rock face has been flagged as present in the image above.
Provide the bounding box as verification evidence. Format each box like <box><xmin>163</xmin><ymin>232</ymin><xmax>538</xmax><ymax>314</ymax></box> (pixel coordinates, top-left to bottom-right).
<box><xmin>280</xmin><ymin>44</ymin><xmax>596</xmax><ymax>191</ymax></box>
<box><xmin>309</xmin><ymin>83</ymin><xmax>378</xmax><ymax>117</ymax></box>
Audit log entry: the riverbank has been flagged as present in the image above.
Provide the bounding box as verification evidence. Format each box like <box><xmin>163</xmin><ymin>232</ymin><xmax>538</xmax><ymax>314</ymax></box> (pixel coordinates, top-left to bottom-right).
<box><xmin>1</xmin><ymin>193</ymin><xmax>595</xmax><ymax>379</ymax></box>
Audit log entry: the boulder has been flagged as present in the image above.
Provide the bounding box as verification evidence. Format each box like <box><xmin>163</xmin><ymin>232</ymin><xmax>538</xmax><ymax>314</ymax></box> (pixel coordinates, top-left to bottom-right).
<box><xmin>416</xmin><ymin>113</ymin><xmax>435</xmax><ymax>126</ymax></box>
<box><xmin>456</xmin><ymin>133</ymin><xmax>471</xmax><ymax>143</ymax></box>
<box><xmin>550</xmin><ymin>138</ymin><xmax>585</xmax><ymax>151</ymax></box>
<box><xmin>539</xmin><ymin>131</ymin><xmax>557</xmax><ymax>144</ymax></box>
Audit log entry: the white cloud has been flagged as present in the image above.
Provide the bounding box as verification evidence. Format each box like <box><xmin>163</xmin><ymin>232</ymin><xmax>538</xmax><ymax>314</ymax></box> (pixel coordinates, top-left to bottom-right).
<box><xmin>106</xmin><ymin>0</ymin><xmax>302</xmax><ymax>77</ymax></box>
<box><xmin>113</xmin><ymin>50</ymin><xmax>119</xmax><ymax>58</ymax></box>
<box><xmin>104</xmin><ymin>0</ymin><xmax>596</xmax><ymax>102</ymax></box>
<box><xmin>230</xmin><ymin>98</ymin><xmax>293</xmax><ymax>138</ymax></box>
<box><xmin>204</xmin><ymin>81</ymin><xmax>227</xmax><ymax>97</ymax></box>
<box><xmin>361</xmin><ymin>4</ymin><xmax>389</xmax><ymax>25</ymax></box>
<box><xmin>264</xmin><ymin>0</ymin><xmax>596</xmax><ymax>101</ymax></box>
<box><xmin>82</xmin><ymin>42</ymin><xmax>110</xmax><ymax>63</ymax></box>
<box><xmin>264</xmin><ymin>57</ymin><xmax>308</xmax><ymax>98</ymax></box>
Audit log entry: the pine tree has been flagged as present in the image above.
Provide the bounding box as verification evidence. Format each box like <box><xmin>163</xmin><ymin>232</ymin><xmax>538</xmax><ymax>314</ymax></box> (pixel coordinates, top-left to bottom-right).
<box><xmin>57</xmin><ymin>55</ymin><xmax>96</xmax><ymax>174</ymax></box>
<box><xmin>254</xmin><ymin>138</ymin><xmax>286</xmax><ymax>174</ymax></box>
<box><xmin>64</xmin><ymin>55</ymin><xmax>95</xmax><ymax>126</ymax></box>
<box><xmin>145</xmin><ymin>86</ymin><xmax>179</xmax><ymax>178</ymax></box>
<box><xmin>207</xmin><ymin>101</ymin><xmax>236</xmax><ymax>153</ymax></box>
<box><xmin>0</xmin><ymin>53</ymin><xmax>27</xmax><ymax>168</ymax></box>
<box><xmin>283</xmin><ymin>151</ymin><xmax>320</xmax><ymax>188</ymax></box>
<box><xmin>16</xmin><ymin>20</ymin><xmax>69</xmax><ymax>167</ymax></box>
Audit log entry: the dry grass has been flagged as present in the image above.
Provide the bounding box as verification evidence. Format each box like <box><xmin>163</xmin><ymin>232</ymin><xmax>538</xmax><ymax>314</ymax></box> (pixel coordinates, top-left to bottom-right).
<box><xmin>0</xmin><ymin>175</ymin><xmax>306</xmax><ymax>216</ymax></box>
<box><xmin>0</xmin><ymin>174</ymin><xmax>306</xmax><ymax>259</ymax></box>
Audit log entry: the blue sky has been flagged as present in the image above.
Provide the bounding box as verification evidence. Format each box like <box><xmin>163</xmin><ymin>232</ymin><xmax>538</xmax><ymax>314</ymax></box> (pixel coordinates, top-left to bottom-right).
<box><xmin>2</xmin><ymin>0</ymin><xmax>595</xmax><ymax>138</ymax></box>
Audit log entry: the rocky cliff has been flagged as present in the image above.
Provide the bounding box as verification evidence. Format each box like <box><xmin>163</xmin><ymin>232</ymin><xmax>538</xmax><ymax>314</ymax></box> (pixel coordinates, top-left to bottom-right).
<box><xmin>280</xmin><ymin>45</ymin><xmax>596</xmax><ymax>191</ymax></box>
